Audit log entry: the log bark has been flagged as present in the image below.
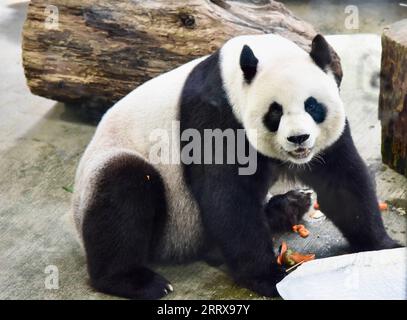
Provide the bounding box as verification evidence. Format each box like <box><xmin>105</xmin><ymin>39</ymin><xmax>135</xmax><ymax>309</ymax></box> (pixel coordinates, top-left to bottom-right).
<box><xmin>379</xmin><ymin>19</ymin><xmax>407</xmax><ymax>178</ymax></box>
<box><xmin>22</xmin><ymin>0</ymin><xmax>342</xmax><ymax>107</ymax></box>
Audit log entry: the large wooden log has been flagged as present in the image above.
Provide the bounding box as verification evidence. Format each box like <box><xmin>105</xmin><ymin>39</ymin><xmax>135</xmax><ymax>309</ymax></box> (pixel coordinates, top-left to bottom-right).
<box><xmin>379</xmin><ymin>19</ymin><xmax>407</xmax><ymax>178</ymax></box>
<box><xmin>22</xmin><ymin>0</ymin><xmax>342</xmax><ymax>107</ymax></box>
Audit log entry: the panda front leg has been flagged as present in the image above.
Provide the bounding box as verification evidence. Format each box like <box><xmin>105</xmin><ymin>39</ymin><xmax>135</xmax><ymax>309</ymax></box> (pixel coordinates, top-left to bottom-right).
<box><xmin>80</xmin><ymin>153</ymin><xmax>172</xmax><ymax>299</ymax></box>
<box><xmin>265</xmin><ymin>189</ymin><xmax>313</xmax><ymax>233</ymax></box>
<box><xmin>297</xmin><ymin>124</ymin><xmax>401</xmax><ymax>252</ymax></box>
<box><xmin>195</xmin><ymin>176</ymin><xmax>286</xmax><ymax>297</ymax></box>
<box><xmin>202</xmin><ymin>188</ymin><xmax>311</xmax><ymax>268</ymax></box>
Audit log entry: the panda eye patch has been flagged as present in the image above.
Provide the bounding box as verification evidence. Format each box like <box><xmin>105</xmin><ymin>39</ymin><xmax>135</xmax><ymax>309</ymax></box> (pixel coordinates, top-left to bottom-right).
<box><xmin>263</xmin><ymin>102</ymin><xmax>283</xmax><ymax>132</ymax></box>
<box><xmin>304</xmin><ymin>97</ymin><xmax>326</xmax><ymax>123</ymax></box>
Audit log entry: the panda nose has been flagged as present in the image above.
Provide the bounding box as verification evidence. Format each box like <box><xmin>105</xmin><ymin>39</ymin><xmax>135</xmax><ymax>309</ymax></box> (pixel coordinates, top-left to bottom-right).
<box><xmin>287</xmin><ymin>134</ymin><xmax>310</xmax><ymax>144</ymax></box>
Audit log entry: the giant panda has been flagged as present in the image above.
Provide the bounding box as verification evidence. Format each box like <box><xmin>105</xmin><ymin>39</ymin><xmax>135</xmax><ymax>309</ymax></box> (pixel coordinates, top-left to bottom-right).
<box><xmin>72</xmin><ymin>34</ymin><xmax>399</xmax><ymax>299</ymax></box>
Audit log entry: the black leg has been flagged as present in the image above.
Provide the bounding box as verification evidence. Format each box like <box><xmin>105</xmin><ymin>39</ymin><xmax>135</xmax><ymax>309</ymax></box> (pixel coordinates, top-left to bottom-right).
<box><xmin>297</xmin><ymin>123</ymin><xmax>400</xmax><ymax>251</ymax></box>
<box><xmin>202</xmin><ymin>247</ymin><xmax>225</xmax><ymax>267</ymax></box>
<box><xmin>185</xmin><ymin>163</ymin><xmax>285</xmax><ymax>297</ymax></box>
<box><xmin>265</xmin><ymin>189</ymin><xmax>312</xmax><ymax>233</ymax></box>
<box><xmin>82</xmin><ymin>153</ymin><xmax>172</xmax><ymax>299</ymax></box>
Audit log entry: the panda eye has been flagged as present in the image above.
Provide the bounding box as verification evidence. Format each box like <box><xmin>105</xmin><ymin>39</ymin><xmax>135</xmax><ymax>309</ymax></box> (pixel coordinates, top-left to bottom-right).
<box><xmin>263</xmin><ymin>102</ymin><xmax>283</xmax><ymax>132</ymax></box>
<box><xmin>304</xmin><ymin>97</ymin><xmax>326</xmax><ymax>123</ymax></box>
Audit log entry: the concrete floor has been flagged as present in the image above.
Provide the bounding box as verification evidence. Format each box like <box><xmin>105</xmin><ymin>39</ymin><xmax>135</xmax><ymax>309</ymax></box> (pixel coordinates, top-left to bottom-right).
<box><xmin>0</xmin><ymin>1</ymin><xmax>406</xmax><ymax>299</ymax></box>
<box><xmin>283</xmin><ymin>0</ymin><xmax>407</xmax><ymax>34</ymax></box>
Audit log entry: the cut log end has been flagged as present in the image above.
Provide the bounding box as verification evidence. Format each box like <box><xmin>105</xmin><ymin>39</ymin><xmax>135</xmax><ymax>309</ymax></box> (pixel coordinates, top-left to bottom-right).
<box><xmin>379</xmin><ymin>19</ymin><xmax>407</xmax><ymax>177</ymax></box>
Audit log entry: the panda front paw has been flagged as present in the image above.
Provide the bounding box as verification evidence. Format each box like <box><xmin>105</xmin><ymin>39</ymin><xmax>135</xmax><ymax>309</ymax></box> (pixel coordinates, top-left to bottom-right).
<box><xmin>350</xmin><ymin>236</ymin><xmax>403</xmax><ymax>253</ymax></box>
<box><xmin>265</xmin><ymin>189</ymin><xmax>313</xmax><ymax>233</ymax></box>
<box><xmin>236</xmin><ymin>264</ymin><xmax>286</xmax><ymax>298</ymax></box>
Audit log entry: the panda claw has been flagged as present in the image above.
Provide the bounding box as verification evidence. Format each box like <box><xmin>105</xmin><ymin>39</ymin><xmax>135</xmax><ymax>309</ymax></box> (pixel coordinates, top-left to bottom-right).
<box><xmin>299</xmin><ymin>188</ymin><xmax>313</xmax><ymax>195</ymax></box>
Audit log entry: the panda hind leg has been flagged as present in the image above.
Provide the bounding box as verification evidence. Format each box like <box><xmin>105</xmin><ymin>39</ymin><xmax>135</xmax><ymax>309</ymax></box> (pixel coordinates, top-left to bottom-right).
<box><xmin>265</xmin><ymin>189</ymin><xmax>313</xmax><ymax>233</ymax></box>
<box><xmin>82</xmin><ymin>153</ymin><xmax>171</xmax><ymax>299</ymax></box>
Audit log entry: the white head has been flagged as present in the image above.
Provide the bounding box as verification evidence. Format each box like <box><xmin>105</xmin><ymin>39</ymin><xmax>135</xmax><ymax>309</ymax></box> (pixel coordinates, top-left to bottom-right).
<box><xmin>220</xmin><ymin>34</ymin><xmax>346</xmax><ymax>164</ymax></box>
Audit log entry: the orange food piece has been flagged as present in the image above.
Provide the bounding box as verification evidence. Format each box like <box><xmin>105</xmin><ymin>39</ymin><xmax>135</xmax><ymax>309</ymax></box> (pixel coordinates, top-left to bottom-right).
<box><xmin>292</xmin><ymin>224</ymin><xmax>310</xmax><ymax>238</ymax></box>
<box><xmin>277</xmin><ymin>241</ymin><xmax>288</xmax><ymax>265</ymax></box>
<box><xmin>289</xmin><ymin>252</ymin><xmax>315</xmax><ymax>264</ymax></box>
<box><xmin>276</xmin><ymin>241</ymin><xmax>316</xmax><ymax>268</ymax></box>
<box><xmin>292</xmin><ymin>224</ymin><xmax>304</xmax><ymax>232</ymax></box>
<box><xmin>379</xmin><ymin>202</ymin><xmax>388</xmax><ymax>211</ymax></box>
<box><xmin>314</xmin><ymin>202</ymin><xmax>320</xmax><ymax>210</ymax></box>
<box><xmin>298</xmin><ymin>228</ymin><xmax>310</xmax><ymax>238</ymax></box>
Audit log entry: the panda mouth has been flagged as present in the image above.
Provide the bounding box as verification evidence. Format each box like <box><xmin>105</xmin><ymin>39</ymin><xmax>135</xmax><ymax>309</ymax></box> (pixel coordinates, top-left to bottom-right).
<box><xmin>287</xmin><ymin>147</ymin><xmax>312</xmax><ymax>159</ymax></box>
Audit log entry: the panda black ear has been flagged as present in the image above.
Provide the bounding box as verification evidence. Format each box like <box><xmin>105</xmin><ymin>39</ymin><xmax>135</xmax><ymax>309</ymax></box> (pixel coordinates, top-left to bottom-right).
<box><xmin>240</xmin><ymin>45</ymin><xmax>258</xmax><ymax>84</ymax></box>
<box><xmin>310</xmin><ymin>34</ymin><xmax>332</xmax><ymax>71</ymax></box>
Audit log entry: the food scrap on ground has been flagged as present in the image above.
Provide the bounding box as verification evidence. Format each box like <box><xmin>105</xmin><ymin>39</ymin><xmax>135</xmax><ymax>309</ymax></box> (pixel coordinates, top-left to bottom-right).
<box><xmin>396</xmin><ymin>208</ymin><xmax>406</xmax><ymax>216</ymax></box>
<box><xmin>277</xmin><ymin>241</ymin><xmax>315</xmax><ymax>271</ymax></box>
<box><xmin>309</xmin><ymin>209</ymin><xmax>324</xmax><ymax>219</ymax></box>
<box><xmin>277</xmin><ymin>241</ymin><xmax>288</xmax><ymax>266</ymax></box>
<box><xmin>379</xmin><ymin>202</ymin><xmax>388</xmax><ymax>211</ymax></box>
<box><xmin>292</xmin><ymin>224</ymin><xmax>310</xmax><ymax>238</ymax></box>
<box><xmin>62</xmin><ymin>185</ymin><xmax>74</xmax><ymax>193</ymax></box>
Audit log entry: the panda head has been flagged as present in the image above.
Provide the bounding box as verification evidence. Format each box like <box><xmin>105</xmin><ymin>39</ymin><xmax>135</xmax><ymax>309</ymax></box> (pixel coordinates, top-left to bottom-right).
<box><xmin>220</xmin><ymin>34</ymin><xmax>346</xmax><ymax>165</ymax></box>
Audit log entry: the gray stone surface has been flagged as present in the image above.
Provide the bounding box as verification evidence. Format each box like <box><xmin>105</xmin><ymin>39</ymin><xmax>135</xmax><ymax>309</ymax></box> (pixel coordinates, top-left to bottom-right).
<box><xmin>283</xmin><ymin>0</ymin><xmax>407</xmax><ymax>34</ymax></box>
<box><xmin>0</xmin><ymin>1</ymin><xmax>405</xmax><ymax>300</ymax></box>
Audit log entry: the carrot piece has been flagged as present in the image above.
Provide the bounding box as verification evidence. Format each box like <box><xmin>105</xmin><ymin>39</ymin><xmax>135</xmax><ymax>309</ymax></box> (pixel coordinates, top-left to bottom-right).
<box><xmin>289</xmin><ymin>252</ymin><xmax>315</xmax><ymax>264</ymax></box>
<box><xmin>276</xmin><ymin>242</ymin><xmax>316</xmax><ymax>268</ymax></box>
<box><xmin>292</xmin><ymin>224</ymin><xmax>305</xmax><ymax>232</ymax></box>
<box><xmin>292</xmin><ymin>224</ymin><xmax>310</xmax><ymax>238</ymax></box>
<box><xmin>298</xmin><ymin>227</ymin><xmax>310</xmax><ymax>238</ymax></box>
<box><xmin>379</xmin><ymin>202</ymin><xmax>388</xmax><ymax>211</ymax></box>
<box><xmin>277</xmin><ymin>241</ymin><xmax>288</xmax><ymax>265</ymax></box>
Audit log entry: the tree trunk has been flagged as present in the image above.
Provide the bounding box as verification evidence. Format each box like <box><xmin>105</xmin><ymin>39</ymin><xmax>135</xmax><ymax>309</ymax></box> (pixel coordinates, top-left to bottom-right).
<box><xmin>22</xmin><ymin>0</ymin><xmax>341</xmax><ymax>108</ymax></box>
<box><xmin>379</xmin><ymin>19</ymin><xmax>407</xmax><ymax>178</ymax></box>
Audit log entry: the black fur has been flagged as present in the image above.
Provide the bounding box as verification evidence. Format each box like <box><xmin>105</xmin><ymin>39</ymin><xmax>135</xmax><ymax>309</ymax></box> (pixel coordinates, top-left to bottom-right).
<box><xmin>310</xmin><ymin>34</ymin><xmax>332</xmax><ymax>71</ymax></box>
<box><xmin>304</xmin><ymin>96</ymin><xmax>326</xmax><ymax>124</ymax></box>
<box><xmin>202</xmin><ymin>190</ymin><xmax>313</xmax><ymax>267</ymax></box>
<box><xmin>82</xmin><ymin>154</ymin><xmax>171</xmax><ymax>299</ymax></box>
<box><xmin>180</xmin><ymin>50</ymin><xmax>399</xmax><ymax>297</ymax></box>
<box><xmin>287</xmin><ymin>134</ymin><xmax>310</xmax><ymax>145</ymax></box>
<box><xmin>263</xmin><ymin>102</ymin><xmax>283</xmax><ymax>132</ymax></box>
<box><xmin>240</xmin><ymin>45</ymin><xmax>258</xmax><ymax>84</ymax></box>
<box><xmin>265</xmin><ymin>190</ymin><xmax>312</xmax><ymax>233</ymax></box>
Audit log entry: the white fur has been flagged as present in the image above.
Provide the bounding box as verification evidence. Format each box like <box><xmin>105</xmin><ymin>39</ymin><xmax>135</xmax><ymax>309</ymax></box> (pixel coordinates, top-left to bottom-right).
<box><xmin>220</xmin><ymin>34</ymin><xmax>346</xmax><ymax>164</ymax></box>
<box><xmin>72</xmin><ymin>57</ymin><xmax>207</xmax><ymax>260</ymax></box>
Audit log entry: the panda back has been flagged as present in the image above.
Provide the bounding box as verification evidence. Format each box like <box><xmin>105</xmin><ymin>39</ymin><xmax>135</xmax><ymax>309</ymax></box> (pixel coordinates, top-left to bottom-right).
<box><xmin>73</xmin><ymin>56</ymin><xmax>209</xmax><ymax>259</ymax></box>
